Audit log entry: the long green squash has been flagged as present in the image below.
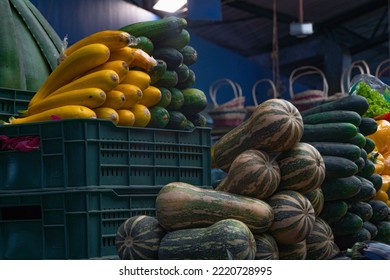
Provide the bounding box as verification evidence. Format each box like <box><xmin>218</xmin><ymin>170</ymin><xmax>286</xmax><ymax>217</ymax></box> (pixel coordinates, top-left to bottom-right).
<box><xmin>158</xmin><ymin>219</ymin><xmax>256</xmax><ymax>260</ymax></box>
<box><xmin>156</xmin><ymin>182</ymin><xmax>274</xmax><ymax>234</ymax></box>
<box><xmin>212</xmin><ymin>99</ymin><xmax>304</xmax><ymax>172</ymax></box>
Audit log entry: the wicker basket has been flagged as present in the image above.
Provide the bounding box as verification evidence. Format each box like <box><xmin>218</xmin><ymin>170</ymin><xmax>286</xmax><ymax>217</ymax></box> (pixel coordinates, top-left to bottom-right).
<box><xmin>246</xmin><ymin>79</ymin><xmax>277</xmax><ymax>118</ymax></box>
<box><xmin>340</xmin><ymin>60</ymin><xmax>370</xmax><ymax>94</ymax></box>
<box><xmin>289</xmin><ymin>65</ymin><xmax>329</xmax><ymax>112</ymax></box>
<box><xmin>208</xmin><ymin>78</ymin><xmax>247</xmax><ymax>128</ymax></box>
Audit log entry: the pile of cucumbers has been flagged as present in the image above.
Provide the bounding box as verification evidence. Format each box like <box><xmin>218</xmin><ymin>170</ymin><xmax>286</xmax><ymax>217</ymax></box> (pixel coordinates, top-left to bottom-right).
<box><xmin>120</xmin><ymin>16</ymin><xmax>208</xmax><ymax>130</ymax></box>
<box><xmin>300</xmin><ymin>94</ymin><xmax>390</xmax><ymax>250</ymax></box>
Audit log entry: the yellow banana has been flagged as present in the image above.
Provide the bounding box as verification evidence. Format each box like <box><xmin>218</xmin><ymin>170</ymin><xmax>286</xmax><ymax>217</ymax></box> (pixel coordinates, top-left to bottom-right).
<box><xmin>114</xmin><ymin>84</ymin><xmax>143</xmax><ymax>109</ymax></box>
<box><xmin>27</xmin><ymin>88</ymin><xmax>106</xmax><ymax>116</ymax></box>
<box><xmin>82</xmin><ymin>60</ymin><xmax>129</xmax><ymax>82</ymax></box>
<box><xmin>128</xmin><ymin>48</ymin><xmax>157</xmax><ymax>72</ymax></box>
<box><xmin>10</xmin><ymin>105</ymin><xmax>96</xmax><ymax>125</ymax></box>
<box><xmin>29</xmin><ymin>43</ymin><xmax>110</xmax><ymax>107</ymax></box>
<box><xmin>139</xmin><ymin>86</ymin><xmax>162</xmax><ymax>108</ymax></box>
<box><xmin>108</xmin><ymin>47</ymin><xmax>136</xmax><ymax>65</ymax></box>
<box><xmin>121</xmin><ymin>70</ymin><xmax>151</xmax><ymax>91</ymax></box>
<box><xmin>117</xmin><ymin>109</ymin><xmax>135</xmax><ymax>126</ymax></box>
<box><xmin>47</xmin><ymin>70</ymin><xmax>120</xmax><ymax>98</ymax></box>
<box><xmin>94</xmin><ymin>107</ymin><xmax>119</xmax><ymax>125</ymax></box>
<box><xmin>101</xmin><ymin>90</ymin><xmax>125</xmax><ymax>110</ymax></box>
<box><xmin>64</xmin><ymin>30</ymin><xmax>136</xmax><ymax>56</ymax></box>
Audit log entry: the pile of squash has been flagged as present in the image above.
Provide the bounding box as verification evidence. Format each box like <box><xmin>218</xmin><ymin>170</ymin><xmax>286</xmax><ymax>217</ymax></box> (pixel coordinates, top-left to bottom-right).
<box><xmin>115</xmin><ymin>98</ymin><xmax>341</xmax><ymax>260</ymax></box>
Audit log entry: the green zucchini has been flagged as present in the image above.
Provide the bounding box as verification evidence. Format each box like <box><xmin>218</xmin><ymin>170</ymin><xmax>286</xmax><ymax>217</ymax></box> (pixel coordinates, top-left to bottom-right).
<box><xmin>156</xmin><ymin>87</ymin><xmax>171</xmax><ymax>108</ymax></box>
<box><xmin>368</xmin><ymin>173</ymin><xmax>383</xmax><ymax>192</ymax></box>
<box><xmin>321</xmin><ymin>176</ymin><xmax>361</xmax><ymax>201</ymax></box>
<box><xmin>331</xmin><ymin>211</ymin><xmax>363</xmax><ymax>236</ymax></box>
<box><xmin>345</xmin><ymin>175</ymin><xmax>376</xmax><ymax>203</ymax></box>
<box><xmin>180</xmin><ymin>45</ymin><xmax>197</xmax><ymax>66</ymax></box>
<box><xmin>355</xmin><ymin>157</ymin><xmax>365</xmax><ymax>172</ymax></box>
<box><xmin>149</xmin><ymin>59</ymin><xmax>167</xmax><ymax>84</ymax></box>
<box><xmin>179</xmin><ymin>88</ymin><xmax>208</xmax><ymax>116</ymax></box>
<box><xmin>176</xmin><ymin>69</ymin><xmax>196</xmax><ymax>89</ymax></box>
<box><xmin>187</xmin><ymin>113</ymin><xmax>207</xmax><ymax>127</ymax></box>
<box><xmin>362</xmin><ymin>221</ymin><xmax>378</xmax><ymax>239</ymax></box>
<box><xmin>153</xmin><ymin>70</ymin><xmax>178</xmax><ymax>88</ymax></box>
<box><xmin>373</xmin><ymin>221</ymin><xmax>390</xmax><ymax>244</ymax></box>
<box><xmin>356</xmin><ymin>158</ymin><xmax>376</xmax><ymax>179</ymax></box>
<box><xmin>363</xmin><ymin>137</ymin><xmax>376</xmax><ymax>154</ymax></box>
<box><xmin>319</xmin><ymin>200</ymin><xmax>349</xmax><ymax>224</ymax></box>
<box><xmin>300</xmin><ymin>95</ymin><xmax>369</xmax><ymax>117</ymax></box>
<box><xmin>308</xmin><ymin>142</ymin><xmax>361</xmax><ymax>162</ymax></box>
<box><xmin>175</xmin><ymin>63</ymin><xmax>190</xmax><ymax>83</ymax></box>
<box><xmin>166</xmin><ymin>111</ymin><xmax>194</xmax><ymax>130</ymax></box>
<box><xmin>167</xmin><ymin>87</ymin><xmax>184</xmax><ymax>110</ymax></box>
<box><xmin>155</xmin><ymin>28</ymin><xmax>190</xmax><ymax>50</ymax></box>
<box><xmin>134</xmin><ymin>36</ymin><xmax>154</xmax><ymax>55</ymax></box>
<box><xmin>334</xmin><ymin>227</ymin><xmax>371</xmax><ymax>251</ymax></box>
<box><xmin>369</xmin><ymin>200</ymin><xmax>389</xmax><ymax>223</ymax></box>
<box><xmin>358</xmin><ymin>117</ymin><xmax>378</xmax><ymax>136</ymax></box>
<box><xmin>301</xmin><ymin>123</ymin><xmax>358</xmax><ymax>142</ymax></box>
<box><xmin>147</xmin><ymin>106</ymin><xmax>170</xmax><ymax>128</ymax></box>
<box><xmin>119</xmin><ymin>16</ymin><xmax>187</xmax><ymax>42</ymax></box>
<box><xmin>343</xmin><ymin>132</ymin><xmax>367</xmax><ymax>148</ymax></box>
<box><xmin>322</xmin><ymin>155</ymin><xmax>358</xmax><ymax>178</ymax></box>
<box><xmin>302</xmin><ymin>110</ymin><xmax>362</xmax><ymax>126</ymax></box>
<box><xmin>348</xmin><ymin>201</ymin><xmax>373</xmax><ymax>222</ymax></box>
<box><xmin>153</xmin><ymin>47</ymin><xmax>184</xmax><ymax>70</ymax></box>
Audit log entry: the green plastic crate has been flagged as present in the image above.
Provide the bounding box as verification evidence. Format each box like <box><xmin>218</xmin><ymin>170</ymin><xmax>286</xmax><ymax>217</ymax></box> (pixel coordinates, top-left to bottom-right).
<box><xmin>0</xmin><ymin>186</ymin><xmax>159</xmax><ymax>259</ymax></box>
<box><xmin>0</xmin><ymin>88</ymin><xmax>33</xmax><ymax>121</ymax></box>
<box><xmin>0</xmin><ymin>119</ymin><xmax>211</xmax><ymax>191</ymax></box>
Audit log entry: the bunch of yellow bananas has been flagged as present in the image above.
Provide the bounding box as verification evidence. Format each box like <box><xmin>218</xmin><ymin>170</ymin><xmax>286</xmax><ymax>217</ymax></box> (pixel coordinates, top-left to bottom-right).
<box><xmin>10</xmin><ymin>30</ymin><xmax>159</xmax><ymax>127</ymax></box>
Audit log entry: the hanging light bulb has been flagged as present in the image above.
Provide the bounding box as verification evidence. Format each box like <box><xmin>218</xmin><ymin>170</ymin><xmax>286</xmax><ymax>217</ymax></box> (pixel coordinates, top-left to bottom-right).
<box><xmin>289</xmin><ymin>0</ymin><xmax>313</xmax><ymax>38</ymax></box>
<box><xmin>153</xmin><ymin>0</ymin><xmax>187</xmax><ymax>13</ymax></box>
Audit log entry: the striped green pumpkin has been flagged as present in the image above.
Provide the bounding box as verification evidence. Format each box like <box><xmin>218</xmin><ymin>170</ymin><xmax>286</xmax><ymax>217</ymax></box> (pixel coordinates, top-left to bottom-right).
<box><xmin>267</xmin><ymin>190</ymin><xmax>316</xmax><ymax>244</ymax></box>
<box><xmin>305</xmin><ymin>187</ymin><xmax>324</xmax><ymax>217</ymax></box>
<box><xmin>276</xmin><ymin>142</ymin><xmax>326</xmax><ymax>194</ymax></box>
<box><xmin>305</xmin><ymin>217</ymin><xmax>340</xmax><ymax>260</ymax></box>
<box><xmin>158</xmin><ymin>219</ymin><xmax>256</xmax><ymax>260</ymax></box>
<box><xmin>115</xmin><ymin>215</ymin><xmax>166</xmax><ymax>260</ymax></box>
<box><xmin>278</xmin><ymin>240</ymin><xmax>307</xmax><ymax>260</ymax></box>
<box><xmin>212</xmin><ymin>99</ymin><xmax>304</xmax><ymax>171</ymax></box>
<box><xmin>156</xmin><ymin>182</ymin><xmax>274</xmax><ymax>234</ymax></box>
<box><xmin>254</xmin><ymin>232</ymin><xmax>279</xmax><ymax>260</ymax></box>
<box><xmin>215</xmin><ymin>149</ymin><xmax>280</xmax><ymax>199</ymax></box>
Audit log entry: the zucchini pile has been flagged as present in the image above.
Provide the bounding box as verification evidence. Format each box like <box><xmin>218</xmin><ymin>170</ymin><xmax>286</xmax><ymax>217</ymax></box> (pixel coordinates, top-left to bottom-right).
<box><xmin>120</xmin><ymin>16</ymin><xmax>208</xmax><ymax>130</ymax></box>
<box><xmin>301</xmin><ymin>94</ymin><xmax>390</xmax><ymax>250</ymax></box>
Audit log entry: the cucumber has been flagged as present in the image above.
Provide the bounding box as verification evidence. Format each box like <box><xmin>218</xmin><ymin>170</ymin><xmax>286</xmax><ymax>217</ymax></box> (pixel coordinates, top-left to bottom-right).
<box><xmin>176</xmin><ymin>69</ymin><xmax>196</xmax><ymax>89</ymax></box>
<box><xmin>358</xmin><ymin>117</ymin><xmax>378</xmax><ymax>136</ymax></box>
<box><xmin>302</xmin><ymin>123</ymin><xmax>358</xmax><ymax>142</ymax></box>
<box><xmin>153</xmin><ymin>47</ymin><xmax>184</xmax><ymax>70</ymax></box>
<box><xmin>119</xmin><ymin>16</ymin><xmax>187</xmax><ymax>42</ymax></box>
<box><xmin>187</xmin><ymin>113</ymin><xmax>207</xmax><ymax>127</ymax></box>
<box><xmin>147</xmin><ymin>106</ymin><xmax>170</xmax><ymax>128</ymax></box>
<box><xmin>331</xmin><ymin>211</ymin><xmax>363</xmax><ymax>236</ymax></box>
<box><xmin>179</xmin><ymin>88</ymin><xmax>208</xmax><ymax>116</ymax></box>
<box><xmin>373</xmin><ymin>221</ymin><xmax>390</xmax><ymax>243</ymax></box>
<box><xmin>363</xmin><ymin>137</ymin><xmax>376</xmax><ymax>154</ymax></box>
<box><xmin>348</xmin><ymin>201</ymin><xmax>373</xmax><ymax>222</ymax></box>
<box><xmin>355</xmin><ymin>157</ymin><xmax>365</xmax><ymax>172</ymax></box>
<box><xmin>334</xmin><ymin>227</ymin><xmax>371</xmax><ymax>251</ymax></box>
<box><xmin>175</xmin><ymin>64</ymin><xmax>190</xmax><ymax>83</ymax></box>
<box><xmin>180</xmin><ymin>45</ymin><xmax>197</xmax><ymax>66</ymax></box>
<box><xmin>149</xmin><ymin>59</ymin><xmax>167</xmax><ymax>84</ymax></box>
<box><xmin>153</xmin><ymin>70</ymin><xmax>178</xmax><ymax>88</ymax></box>
<box><xmin>362</xmin><ymin>221</ymin><xmax>378</xmax><ymax>239</ymax></box>
<box><xmin>368</xmin><ymin>173</ymin><xmax>383</xmax><ymax>192</ymax></box>
<box><xmin>300</xmin><ymin>95</ymin><xmax>369</xmax><ymax>117</ymax></box>
<box><xmin>302</xmin><ymin>110</ymin><xmax>362</xmax><ymax>126</ymax></box>
<box><xmin>134</xmin><ymin>36</ymin><xmax>154</xmax><ymax>55</ymax></box>
<box><xmin>322</xmin><ymin>155</ymin><xmax>358</xmax><ymax>178</ymax></box>
<box><xmin>344</xmin><ymin>132</ymin><xmax>367</xmax><ymax>148</ymax></box>
<box><xmin>166</xmin><ymin>111</ymin><xmax>194</xmax><ymax>130</ymax></box>
<box><xmin>345</xmin><ymin>175</ymin><xmax>376</xmax><ymax>203</ymax></box>
<box><xmin>307</xmin><ymin>142</ymin><xmax>361</xmax><ymax>162</ymax></box>
<box><xmin>356</xmin><ymin>158</ymin><xmax>375</xmax><ymax>179</ymax></box>
<box><xmin>155</xmin><ymin>28</ymin><xmax>190</xmax><ymax>50</ymax></box>
<box><xmin>156</xmin><ymin>87</ymin><xmax>172</xmax><ymax>108</ymax></box>
<box><xmin>319</xmin><ymin>200</ymin><xmax>348</xmax><ymax>224</ymax></box>
<box><xmin>321</xmin><ymin>176</ymin><xmax>361</xmax><ymax>201</ymax></box>
<box><xmin>369</xmin><ymin>200</ymin><xmax>389</xmax><ymax>223</ymax></box>
<box><xmin>167</xmin><ymin>88</ymin><xmax>184</xmax><ymax>110</ymax></box>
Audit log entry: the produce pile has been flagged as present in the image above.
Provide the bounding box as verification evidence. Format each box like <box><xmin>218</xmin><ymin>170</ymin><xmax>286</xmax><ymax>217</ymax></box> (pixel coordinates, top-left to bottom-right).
<box><xmin>115</xmin><ymin>88</ymin><xmax>390</xmax><ymax>260</ymax></box>
<box><xmin>7</xmin><ymin>16</ymin><xmax>208</xmax><ymax>129</ymax></box>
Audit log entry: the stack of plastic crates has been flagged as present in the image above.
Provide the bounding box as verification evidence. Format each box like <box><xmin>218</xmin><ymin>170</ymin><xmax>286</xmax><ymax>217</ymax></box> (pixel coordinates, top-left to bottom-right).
<box><xmin>0</xmin><ymin>89</ymin><xmax>211</xmax><ymax>259</ymax></box>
